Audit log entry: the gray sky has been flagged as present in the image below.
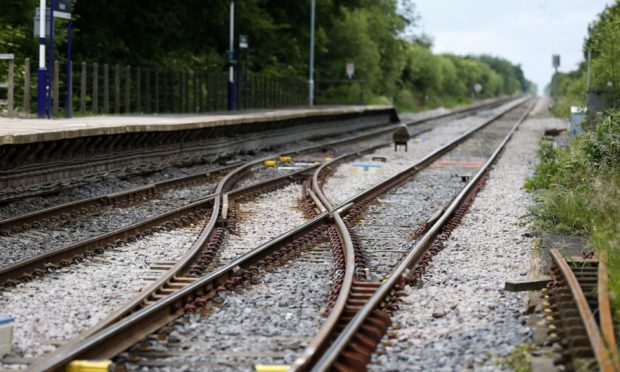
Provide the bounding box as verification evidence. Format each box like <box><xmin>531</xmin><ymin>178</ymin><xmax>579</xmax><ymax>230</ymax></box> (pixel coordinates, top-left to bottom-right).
<box><xmin>413</xmin><ymin>0</ymin><xmax>615</xmax><ymax>93</ymax></box>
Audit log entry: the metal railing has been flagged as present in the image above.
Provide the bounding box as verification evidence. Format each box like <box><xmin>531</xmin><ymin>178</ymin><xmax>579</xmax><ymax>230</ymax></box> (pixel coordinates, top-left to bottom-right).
<box><xmin>5</xmin><ymin>58</ymin><xmax>309</xmax><ymax>118</ymax></box>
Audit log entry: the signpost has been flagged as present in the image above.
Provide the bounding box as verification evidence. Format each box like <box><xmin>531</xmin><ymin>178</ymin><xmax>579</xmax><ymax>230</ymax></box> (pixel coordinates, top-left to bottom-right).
<box><xmin>35</xmin><ymin>0</ymin><xmax>72</xmax><ymax>118</ymax></box>
<box><xmin>36</xmin><ymin>0</ymin><xmax>47</xmax><ymax>118</ymax></box>
<box><xmin>346</xmin><ymin>63</ymin><xmax>355</xmax><ymax>80</ymax></box>
<box><xmin>552</xmin><ymin>54</ymin><xmax>560</xmax><ymax>73</ymax></box>
<box><xmin>473</xmin><ymin>83</ymin><xmax>482</xmax><ymax>98</ymax></box>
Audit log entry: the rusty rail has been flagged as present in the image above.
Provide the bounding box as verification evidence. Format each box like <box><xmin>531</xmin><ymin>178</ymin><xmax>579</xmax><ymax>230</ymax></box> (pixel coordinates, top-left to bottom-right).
<box><xmin>549</xmin><ymin>249</ymin><xmax>617</xmax><ymax>371</ymax></box>
<box><xmin>598</xmin><ymin>254</ymin><xmax>619</xmax><ymax>366</ymax></box>
<box><xmin>307</xmin><ymin>98</ymin><xmax>535</xmax><ymax>371</ymax></box>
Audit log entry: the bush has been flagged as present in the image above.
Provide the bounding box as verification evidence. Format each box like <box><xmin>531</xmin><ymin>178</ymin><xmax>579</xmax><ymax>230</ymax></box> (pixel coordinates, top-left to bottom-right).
<box><xmin>526</xmin><ymin>109</ymin><xmax>620</xmax><ymax>320</ymax></box>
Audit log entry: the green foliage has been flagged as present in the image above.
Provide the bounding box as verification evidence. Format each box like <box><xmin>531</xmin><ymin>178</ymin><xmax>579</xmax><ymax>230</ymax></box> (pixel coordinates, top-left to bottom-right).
<box><xmin>526</xmin><ymin>110</ymin><xmax>620</xmax><ymax>319</ymax></box>
<box><xmin>0</xmin><ymin>0</ymin><xmax>532</xmax><ymax>107</ymax></box>
<box><xmin>548</xmin><ymin>68</ymin><xmax>587</xmax><ymax>117</ymax></box>
<box><xmin>550</xmin><ymin>1</ymin><xmax>620</xmax><ymax>116</ymax></box>
<box><xmin>582</xmin><ymin>110</ymin><xmax>620</xmax><ymax>167</ymax></box>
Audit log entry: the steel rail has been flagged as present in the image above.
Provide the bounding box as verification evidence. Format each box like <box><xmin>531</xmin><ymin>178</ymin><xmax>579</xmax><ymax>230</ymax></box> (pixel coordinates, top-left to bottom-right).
<box><xmin>309</xmin><ymin>98</ymin><xmax>535</xmax><ymax>371</ymax></box>
<box><xmin>291</xmin><ymin>96</ymin><xmax>530</xmax><ymax>369</ymax></box>
<box><xmin>29</xmin><ymin>166</ymin><xmax>316</xmax><ymax>372</ymax></box>
<box><xmin>0</xmin><ymin>195</ymin><xmax>215</xmax><ymax>287</ymax></box>
<box><xmin>0</xmin><ymin>164</ymin><xmax>235</xmax><ymax>235</ymax></box>
<box><xmin>28</xmin><ymin>96</ymin><xmax>526</xmax><ymax>371</ymax></box>
<box><xmin>550</xmin><ymin>249</ymin><xmax>615</xmax><ymax>371</ymax></box>
<box><xmin>598</xmin><ymin>253</ymin><xmax>619</xmax><ymax>366</ymax></box>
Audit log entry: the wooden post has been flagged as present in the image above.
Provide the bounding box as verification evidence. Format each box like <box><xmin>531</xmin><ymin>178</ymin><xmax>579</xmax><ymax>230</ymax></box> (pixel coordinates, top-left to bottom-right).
<box><xmin>6</xmin><ymin>58</ymin><xmax>14</xmax><ymax>115</ymax></box>
<box><xmin>66</xmin><ymin>58</ymin><xmax>72</xmax><ymax>117</ymax></box>
<box><xmin>53</xmin><ymin>60</ymin><xmax>59</xmax><ymax>117</ymax></box>
<box><xmin>103</xmin><ymin>64</ymin><xmax>109</xmax><ymax>114</ymax></box>
<box><xmin>125</xmin><ymin>66</ymin><xmax>131</xmax><ymax>113</ymax></box>
<box><xmin>197</xmin><ymin>71</ymin><xmax>202</xmax><ymax>112</ymax></box>
<box><xmin>180</xmin><ymin>71</ymin><xmax>186</xmax><ymax>112</ymax></box>
<box><xmin>136</xmin><ymin>67</ymin><xmax>141</xmax><ymax>112</ymax></box>
<box><xmin>80</xmin><ymin>62</ymin><xmax>86</xmax><ymax>114</ymax></box>
<box><xmin>207</xmin><ymin>73</ymin><xmax>213</xmax><ymax>111</ymax></box>
<box><xmin>155</xmin><ymin>70</ymin><xmax>160</xmax><ymax>113</ymax></box>
<box><xmin>193</xmin><ymin>71</ymin><xmax>198</xmax><ymax>112</ymax></box>
<box><xmin>145</xmin><ymin>69</ymin><xmax>151</xmax><ymax>113</ymax></box>
<box><xmin>23</xmin><ymin>58</ymin><xmax>30</xmax><ymax>115</ymax></box>
<box><xmin>92</xmin><ymin>63</ymin><xmax>99</xmax><ymax>114</ymax></box>
<box><xmin>114</xmin><ymin>65</ymin><xmax>120</xmax><ymax>114</ymax></box>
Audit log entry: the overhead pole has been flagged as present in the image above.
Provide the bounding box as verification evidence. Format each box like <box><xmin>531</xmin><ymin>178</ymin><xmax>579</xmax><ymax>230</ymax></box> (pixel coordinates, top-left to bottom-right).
<box><xmin>227</xmin><ymin>1</ymin><xmax>235</xmax><ymax>111</ymax></box>
<box><xmin>37</xmin><ymin>0</ymin><xmax>47</xmax><ymax>118</ymax></box>
<box><xmin>309</xmin><ymin>0</ymin><xmax>316</xmax><ymax>106</ymax></box>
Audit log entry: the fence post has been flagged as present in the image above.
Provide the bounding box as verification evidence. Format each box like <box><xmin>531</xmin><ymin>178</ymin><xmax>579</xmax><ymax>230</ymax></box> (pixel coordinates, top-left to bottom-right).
<box><xmin>103</xmin><ymin>64</ymin><xmax>109</xmax><ymax>114</ymax></box>
<box><xmin>66</xmin><ymin>58</ymin><xmax>72</xmax><ymax>117</ymax></box>
<box><xmin>114</xmin><ymin>65</ymin><xmax>120</xmax><ymax>114</ymax></box>
<box><xmin>53</xmin><ymin>60</ymin><xmax>59</xmax><ymax>117</ymax></box>
<box><xmin>136</xmin><ymin>67</ymin><xmax>141</xmax><ymax>112</ymax></box>
<box><xmin>155</xmin><ymin>70</ymin><xmax>160</xmax><ymax>113</ymax></box>
<box><xmin>80</xmin><ymin>62</ymin><xmax>86</xmax><ymax>114</ymax></box>
<box><xmin>125</xmin><ymin>66</ymin><xmax>131</xmax><ymax>113</ymax></box>
<box><xmin>145</xmin><ymin>69</ymin><xmax>151</xmax><ymax>113</ymax></box>
<box><xmin>7</xmin><ymin>57</ymin><xmax>14</xmax><ymax>116</ymax></box>
<box><xmin>23</xmin><ymin>58</ymin><xmax>30</xmax><ymax>115</ymax></box>
<box><xmin>92</xmin><ymin>63</ymin><xmax>99</xmax><ymax>114</ymax></box>
<box><xmin>197</xmin><ymin>71</ymin><xmax>202</xmax><ymax>112</ymax></box>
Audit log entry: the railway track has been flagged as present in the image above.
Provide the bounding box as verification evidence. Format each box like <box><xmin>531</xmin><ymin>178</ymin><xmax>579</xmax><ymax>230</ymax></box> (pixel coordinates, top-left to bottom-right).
<box><xmin>546</xmin><ymin>249</ymin><xmax>618</xmax><ymax>371</ymax></box>
<box><xmin>0</xmin><ymin>97</ymin><xmax>512</xmax><ymax>282</ymax></box>
<box><xmin>16</xmin><ymin>97</ymin><xmax>528</xmax><ymax>371</ymax></box>
<box><xmin>292</xmin><ymin>98</ymin><xmax>534</xmax><ymax>370</ymax></box>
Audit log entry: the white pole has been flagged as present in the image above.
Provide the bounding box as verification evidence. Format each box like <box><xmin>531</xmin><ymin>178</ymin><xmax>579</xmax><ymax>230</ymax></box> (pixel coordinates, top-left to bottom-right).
<box><xmin>39</xmin><ymin>0</ymin><xmax>46</xmax><ymax>68</ymax></box>
<box><xmin>309</xmin><ymin>0</ymin><xmax>316</xmax><ymax>106</ymax></box>
<box><xmin>37</xmin><ymin>0</ymin><xmax>47</xmax><ymax>117</ymax></box>
<box><xmin>229</xmin><ymin>1</ymin><xmax>234</xmax><ymax>84</ymax></box>
<box><xmin>227</xmin><ymin>1</ymin><xmax>235</xmax><ymax>111</ymax></box>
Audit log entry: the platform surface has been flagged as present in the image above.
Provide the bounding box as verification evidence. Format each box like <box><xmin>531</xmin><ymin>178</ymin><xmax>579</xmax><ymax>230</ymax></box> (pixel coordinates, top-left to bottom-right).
<box><xmin>0</xmin><ymin>105</ymin><xmax>393</xmax><ymax>145</ymax></box>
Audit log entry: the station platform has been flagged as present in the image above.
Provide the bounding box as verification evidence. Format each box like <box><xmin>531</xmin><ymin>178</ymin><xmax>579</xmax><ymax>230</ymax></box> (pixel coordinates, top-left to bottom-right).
<box><xmin>0</xmin><ymin>105</ymin><xmax>396</xmax><ymax>145</ymax></box>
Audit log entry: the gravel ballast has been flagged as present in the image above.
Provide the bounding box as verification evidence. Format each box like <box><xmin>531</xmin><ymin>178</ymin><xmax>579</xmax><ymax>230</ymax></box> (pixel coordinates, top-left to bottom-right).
<box><xmin>0</xmin><ymin>226</ymin><xmax>200</xmax><ymax>367</ymax></box>
<box><xmin>117</xmin><ymin>241</ymin><xmax>334</xmax><ymax>371</ymax></box>
<box><xmin>0</xmin><ymin>184</ymin><xmax>216</xmax><ymax>269</ymax></box>
<box><xmin>369</xmin><ymin>101</ymin><xmax>567</xmax><ymax>370</ymax></box>
<box><xmin>322</xmin><ymin>101</ymin><xmax>517</xmax><ymax>205</ymax></box>
<box><xmin>207</xmin><ymin>183</ymin><xmax>307</xmax><ymax>271</ymax></box>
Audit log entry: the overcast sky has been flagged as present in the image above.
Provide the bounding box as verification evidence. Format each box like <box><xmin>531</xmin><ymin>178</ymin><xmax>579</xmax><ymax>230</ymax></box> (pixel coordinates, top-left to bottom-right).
<box><xmin>412</xmin><ymin>0</ymin><xmax>615</xmax><ymax>93</ymax></box>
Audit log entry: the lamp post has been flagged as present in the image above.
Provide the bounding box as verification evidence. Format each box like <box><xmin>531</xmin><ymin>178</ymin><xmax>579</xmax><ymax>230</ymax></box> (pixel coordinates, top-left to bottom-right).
<box><xmin>36</xmin><ymin>0</ymin><xmax>47</xmax><ymax>118</ymax></box>
<box><xmin>308</xmin><ymin>0</ymin><xmax>316</xmax><ymax>106</ymax></box>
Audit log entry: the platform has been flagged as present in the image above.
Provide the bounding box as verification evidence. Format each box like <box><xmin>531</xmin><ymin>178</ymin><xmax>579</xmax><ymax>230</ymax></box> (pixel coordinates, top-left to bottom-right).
<box><xmin>0</xmin><ymin>105</ymin><xmax>396</xmax><ymax>145</ymax></box>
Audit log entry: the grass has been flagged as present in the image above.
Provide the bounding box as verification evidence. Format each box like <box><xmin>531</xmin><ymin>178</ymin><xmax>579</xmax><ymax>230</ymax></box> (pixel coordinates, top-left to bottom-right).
<box><xmin>501</xmin><ymin>344</ymin><xmax>536</xmax><ymax>372</ymax></box>
<box><xmin>526</xmin><ymin>109</ymin><xmax>620</xmax><ymax>329</ymax></box>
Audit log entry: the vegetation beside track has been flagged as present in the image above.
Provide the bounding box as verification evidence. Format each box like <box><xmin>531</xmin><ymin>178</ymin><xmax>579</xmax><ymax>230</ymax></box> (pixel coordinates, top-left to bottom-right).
<box><xmin>548</xmin><ymin>2</ymin><xmax>620</xmax><ymax>117</ymax></box>
<box><xmin>1</xmin><ymin>0</ymin><xmax>534</xmax><ymax>108</ymax></box>
<box><xmin>525</xmin><ymin>110</ymin><xmax>620</xmax><ymax>323</ymax></box>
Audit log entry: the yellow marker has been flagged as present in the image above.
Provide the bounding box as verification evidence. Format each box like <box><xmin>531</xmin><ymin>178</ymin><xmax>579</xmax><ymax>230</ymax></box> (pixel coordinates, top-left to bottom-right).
<box><xmin>255</xmin><ymin>365</ymin><xmax>291</xmax><ymax>372</ymax></box>
<box><xmin>263</xmin><ymin>160</ymin><xmax>277</xmax><ymax>167</ymax></box>
<box><xmin>324</xmin><ymin>157</ymin><xmax>333</xmax><ymax>161</ymax></box>
<box><xmin>279</xmin><ymin>156</ymin><xmax>292</xmax><ymax>163</ymax></box>
<box><xmin>66</xmin><ymin>360</ymin><xmax>112</xmax><ymax>372</ymax></box>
